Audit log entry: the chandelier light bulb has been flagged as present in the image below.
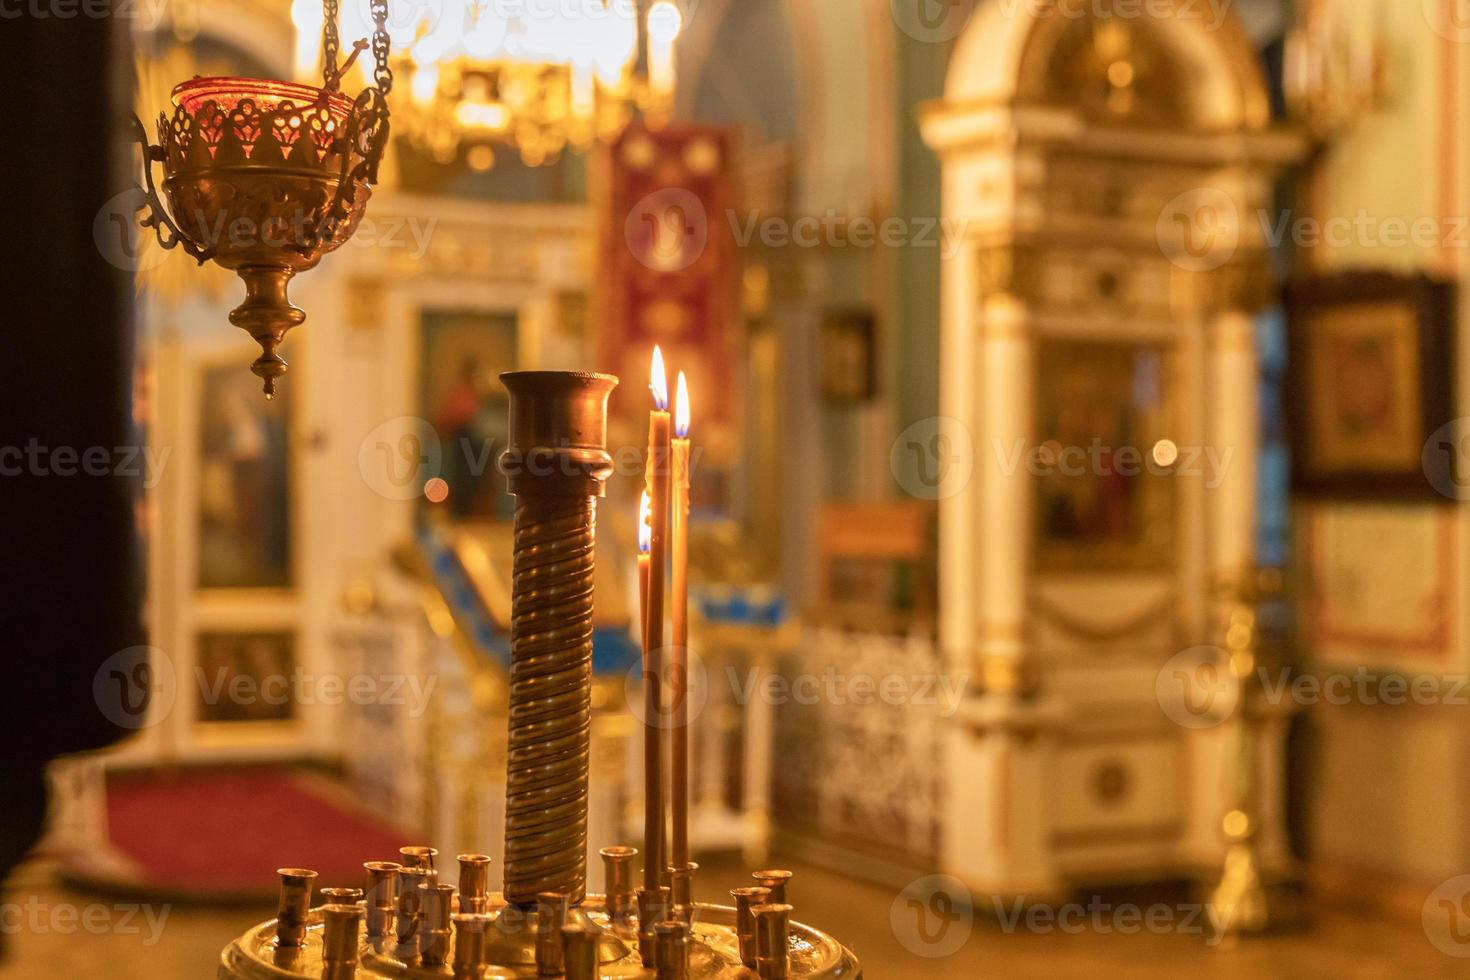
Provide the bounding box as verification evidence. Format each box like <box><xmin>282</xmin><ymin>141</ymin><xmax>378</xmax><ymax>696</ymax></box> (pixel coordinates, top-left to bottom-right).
<box><xmin>647</xmin><ymin>1</ymin><xmax>683</xmax><ymax>44</ymax></box>
<box><xmin>365</xmin><ymin>0</ymin><xmax>678</xmax><ymax>168</ymax></box>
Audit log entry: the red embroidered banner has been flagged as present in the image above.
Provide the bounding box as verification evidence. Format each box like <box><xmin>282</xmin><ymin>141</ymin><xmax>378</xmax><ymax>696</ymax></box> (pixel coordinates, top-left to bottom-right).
<box><xmin>596</xmin><ymin>122</ymin><xmax>738</xmax><ymax>451</ymax></box>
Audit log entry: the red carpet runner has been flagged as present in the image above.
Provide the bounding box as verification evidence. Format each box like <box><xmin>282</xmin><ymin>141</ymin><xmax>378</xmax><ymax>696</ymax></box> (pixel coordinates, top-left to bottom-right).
<box><xmin>72</xmin><ymin>768</ymin><xmax>413</xmax><ymax>902</ymax></box>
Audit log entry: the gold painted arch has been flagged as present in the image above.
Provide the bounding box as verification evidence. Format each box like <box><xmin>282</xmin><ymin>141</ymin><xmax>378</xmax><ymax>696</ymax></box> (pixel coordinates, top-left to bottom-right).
<box><xmin>946</xmin><ymin>0</ymin><xmax>1272</xmax><ymax>132</ymax></box>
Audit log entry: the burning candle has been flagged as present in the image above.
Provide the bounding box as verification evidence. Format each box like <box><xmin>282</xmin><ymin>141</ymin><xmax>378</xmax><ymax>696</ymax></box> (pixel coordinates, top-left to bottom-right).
<box><xmin>646</xmin><ymin>1</ymin><xmax>684</xmax><ymax>108</ymax></box>
<box><xmin>638</xmin><ymin>489</ymin><xmax>652</xmax><ymax>637</ymax></box>
<box><xmin>670</xmin><ymin>371</ymin><xmax>692</xmax><ymax>900</ymax></box>
<box><xmin>643</xmin><ymin>346</ymin><xmax>672</xmax><ymax>893</ymax></box>
<box><xmin>635</xmin><ymin>505</ymin><xmax>656</xmax><ymax>897</ymax></box>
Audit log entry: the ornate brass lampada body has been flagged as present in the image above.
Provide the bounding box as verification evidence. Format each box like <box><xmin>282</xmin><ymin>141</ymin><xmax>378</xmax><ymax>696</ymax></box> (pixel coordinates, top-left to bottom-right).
<box><xmin>131</xmin><ymin>0</ymin><xmax>394</xmax><ymax>396</ymax></box>
<box><xmin>217</xmin><ymin>370</ymin><xmax>862</xmax><ymax>979</ymax></box>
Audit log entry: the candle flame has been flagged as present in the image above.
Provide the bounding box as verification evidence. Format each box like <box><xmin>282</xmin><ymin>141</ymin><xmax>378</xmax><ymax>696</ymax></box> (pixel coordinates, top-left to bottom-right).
<box><xmin>638</xmin><ymin>490</ymin><xmax>652</xmax><ymax>554</ymax></box>
<box><xmin>675</xmin><ymin>371</ymin><xmax>690</xmax><ymax>438</ymax></box>
<box><xmin>650</xmin><ymin>345</ymin><xmax>669</xmax><ymax>411</ymax></box>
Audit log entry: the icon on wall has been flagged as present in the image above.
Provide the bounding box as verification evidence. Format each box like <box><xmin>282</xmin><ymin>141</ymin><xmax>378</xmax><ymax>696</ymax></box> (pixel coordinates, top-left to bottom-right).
<box><xmin>1285</xmin><ymin>272</ymin><xmax>1455</xmax><ymax>500</ymax></box>
<box><xmin>419</xmin><ymin>310</ymin><xmax>518</xmax><ymax>522</ymax></box>
<box><xmin>198</xmin><ymin>364</ymin><xmax>293</xmax><ymax>589</ymax></box>
<box><xmin>195</xmin><ymin>631</ymin><xmax>296</xmax><ymax>725</ymax></box>
<box><xmin>818</xmin><ymin>306</ymin><xmax>878</xmax><ymax>404</ymax></box>
<box><xmin>1034</xmin><ymin>338</ymin><xmax>1175</xmax><ymax>572</ymax></box>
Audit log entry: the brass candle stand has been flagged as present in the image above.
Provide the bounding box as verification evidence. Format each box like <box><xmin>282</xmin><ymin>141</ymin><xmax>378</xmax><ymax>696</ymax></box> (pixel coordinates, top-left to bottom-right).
<box><xmin>1206</xmin><ymin>566</ymin><xmax>1293</xmax><ymax>939</ymax></box>
<box><xmin>217</xmin><ymin>370</ymin><xmax>861</xmax><ymax>978</ymax></box>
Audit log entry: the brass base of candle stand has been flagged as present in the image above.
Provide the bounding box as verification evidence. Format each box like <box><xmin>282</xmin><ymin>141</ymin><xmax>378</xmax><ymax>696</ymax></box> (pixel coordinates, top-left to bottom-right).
<box><xmin>218</xmin><ymin>898</ymin><xmax>861</xmax><ymax>979</ymax></box>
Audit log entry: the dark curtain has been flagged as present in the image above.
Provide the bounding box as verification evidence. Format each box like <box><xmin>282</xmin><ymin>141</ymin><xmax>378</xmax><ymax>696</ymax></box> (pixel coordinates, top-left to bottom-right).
<box><xmin>0</xmin><ymin>11</ymin><xmax>142</xmax><ymax>894</ymax></box>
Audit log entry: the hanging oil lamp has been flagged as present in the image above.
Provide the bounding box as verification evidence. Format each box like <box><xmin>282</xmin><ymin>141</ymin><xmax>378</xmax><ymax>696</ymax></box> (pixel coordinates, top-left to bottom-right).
<box><xmin>129</xmin><ymin>0</ymin><xmax>395</xmax><ymax>396</ymax></box>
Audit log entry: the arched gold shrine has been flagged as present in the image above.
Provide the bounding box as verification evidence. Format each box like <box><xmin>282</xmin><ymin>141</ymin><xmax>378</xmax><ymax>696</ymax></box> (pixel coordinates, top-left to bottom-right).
<box><xmin>922</xmin><ymin>0</ymin><xmax>1307</xmax><ymax>895</ymax></box>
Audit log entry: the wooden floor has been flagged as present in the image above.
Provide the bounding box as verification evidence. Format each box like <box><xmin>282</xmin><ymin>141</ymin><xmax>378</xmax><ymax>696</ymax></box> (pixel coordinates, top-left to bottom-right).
<box><xmin>0</xmin><ymin>857</ymin><xmax>1454</xmax><ymax>978</ymax></box>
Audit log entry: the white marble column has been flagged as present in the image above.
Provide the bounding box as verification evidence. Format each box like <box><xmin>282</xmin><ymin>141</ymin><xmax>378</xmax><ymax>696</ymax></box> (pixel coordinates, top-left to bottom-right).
<box><xmin>1208</xmin><ymin>308</ymin><xmax>1259</xmax><ymax>582</ymax></box>
<box><xmin>975</xmin><ymin>291</ymin><xmax>1032</xmax><ymax>688</ymax></box>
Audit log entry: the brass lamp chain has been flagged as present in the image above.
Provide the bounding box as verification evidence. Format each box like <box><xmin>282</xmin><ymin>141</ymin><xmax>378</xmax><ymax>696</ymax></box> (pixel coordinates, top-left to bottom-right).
<box><xmin>320</xmin><ymin>0</ymin><xmax>393</xmax><ymax>95</ymax></box>
<box><xmin>370</xmin><ymin>0</ymin><xmax>393</xmax><ymax>95</ymax></box>
<box><xmin>321</xmin><ymin>0</ymin><xmax>340</xmax><ymax>90</ymax></box>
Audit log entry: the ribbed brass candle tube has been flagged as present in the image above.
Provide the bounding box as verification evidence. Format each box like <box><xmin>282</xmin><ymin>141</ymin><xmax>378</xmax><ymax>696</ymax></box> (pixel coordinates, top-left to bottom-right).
<box><xmin>498</xmin><ymin>371</ymin><xmax>618</xmax><ymax>907</ymax></box>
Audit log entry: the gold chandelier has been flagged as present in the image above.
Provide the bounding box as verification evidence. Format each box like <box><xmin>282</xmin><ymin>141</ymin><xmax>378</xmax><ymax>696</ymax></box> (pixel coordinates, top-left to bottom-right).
<box><xmin>295</xmin><ymin>0</ymin><xmax>684</xmax><ymax>171</ymax></box>
<box><xmin>1283</xmin><ymin>6</ymin><xmax>1387</xmax><ymax>142</ymax></box>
